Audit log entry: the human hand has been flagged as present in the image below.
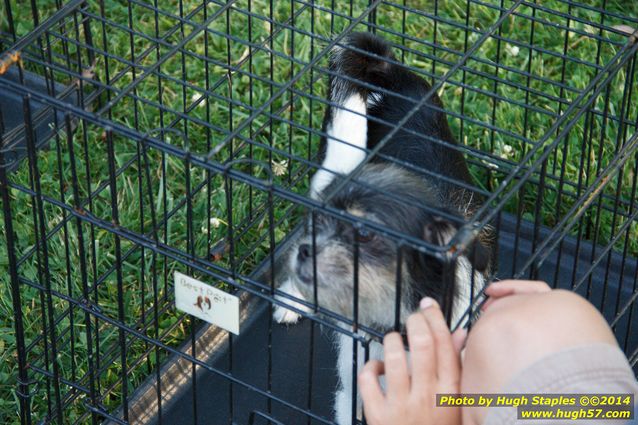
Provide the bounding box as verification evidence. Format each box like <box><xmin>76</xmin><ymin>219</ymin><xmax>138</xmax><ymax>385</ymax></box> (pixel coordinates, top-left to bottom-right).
<box><xmin>358</xmin><ymin>298</ymin><xmax>462</xmax><ymax>425</ymax></box>
<box><xmin>481</xmin><ymin>279</ymin><xmax>551</xmax><ymax>312</ymax></box>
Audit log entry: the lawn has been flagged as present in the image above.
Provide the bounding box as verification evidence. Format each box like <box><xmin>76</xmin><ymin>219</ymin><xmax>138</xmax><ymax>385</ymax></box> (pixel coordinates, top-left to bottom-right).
<box><xmin>1</xmin><ymin>0</ymin><xmax>638</xmax><ymax>423</ymax></box>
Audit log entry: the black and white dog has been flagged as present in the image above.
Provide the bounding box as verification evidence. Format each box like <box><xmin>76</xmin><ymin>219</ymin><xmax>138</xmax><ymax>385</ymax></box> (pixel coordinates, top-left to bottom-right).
<box><xmin>273</xmin><ymin>32</ymin><xmax>491</xmax><ymax>424</ymax></box>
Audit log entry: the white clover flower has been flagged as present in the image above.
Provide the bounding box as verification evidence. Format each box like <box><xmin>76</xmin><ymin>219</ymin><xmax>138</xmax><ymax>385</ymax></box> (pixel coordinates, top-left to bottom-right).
<box><xmin>191</xmin><ymin>93</ymin><xmax>206</xmax><ymax>109</ymax></box>
<box><xmin>503</xmin><ymin>144</ymin><xmax>513</xmax><ymax>155</ymax></box>
<box><xmin>506</xmin><ymin>44</ymin><xmax>520</xmax><ymax>57</ymax></box>
<box><xmin>272</xmin><ymin>159</ymin><xmax>288</xmax><ymax>176</ymax></box>
<box><xmin>202</xmin><ymin>218</ymin><xmax>225</xmax><ymax>233</ymax></box>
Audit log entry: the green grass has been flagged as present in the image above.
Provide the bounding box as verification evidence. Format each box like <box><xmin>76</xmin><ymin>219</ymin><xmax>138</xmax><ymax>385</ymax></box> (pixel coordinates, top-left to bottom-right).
<box><xmin>1</xmin><ymin>0</ymin><xmax>638</xmax><ymax>423</ymax></box>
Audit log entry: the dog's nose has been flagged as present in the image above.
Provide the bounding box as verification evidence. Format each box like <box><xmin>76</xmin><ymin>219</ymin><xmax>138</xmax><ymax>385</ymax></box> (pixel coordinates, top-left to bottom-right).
<box><xmin>297</xmin><ymin>244</ymin><xmax>311</xmax><ymax>262</ymax></box>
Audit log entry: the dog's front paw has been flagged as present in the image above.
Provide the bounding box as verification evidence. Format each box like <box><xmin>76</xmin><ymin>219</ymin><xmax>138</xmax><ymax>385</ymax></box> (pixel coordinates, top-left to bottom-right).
<box><xmin>272</xmin><ymin>278</ymin><xmax>311</xmax><ymax>324</ymax></box>
<box><xmin>273</xmin><ymin>305</ymin><xmax>302</xmax><ymax>324</ymax></box>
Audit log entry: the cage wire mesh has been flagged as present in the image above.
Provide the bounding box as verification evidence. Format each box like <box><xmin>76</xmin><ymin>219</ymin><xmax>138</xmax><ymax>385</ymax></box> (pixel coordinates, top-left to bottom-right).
<box><xmin>1</xmin><ymin>0</ymin><xmax>638</xmax><ymax>424</ymax></box>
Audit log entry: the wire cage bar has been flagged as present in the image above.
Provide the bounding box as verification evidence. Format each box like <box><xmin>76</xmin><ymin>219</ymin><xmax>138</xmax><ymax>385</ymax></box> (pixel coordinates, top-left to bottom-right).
<box><xmin>1</xmin><ymin>0</ymin><xmax>638</xmax><ymax>424</ymax></box>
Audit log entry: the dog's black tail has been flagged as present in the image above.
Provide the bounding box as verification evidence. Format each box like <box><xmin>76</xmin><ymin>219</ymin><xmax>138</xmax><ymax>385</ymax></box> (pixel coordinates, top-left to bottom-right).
<box><xmin>329</xmin><ymin>32</ymin><xmax>396</xmax><ymax>102</ymax></box>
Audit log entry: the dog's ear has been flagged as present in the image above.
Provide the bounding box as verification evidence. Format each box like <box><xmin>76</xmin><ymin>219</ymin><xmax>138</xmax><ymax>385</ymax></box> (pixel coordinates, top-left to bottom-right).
<box><xmin>423</xmin><ymin>216</ymin><xmax>457</xmax><ymax>247</ymax></box>
<box><xmin>423</xmin><ymin>216</ymin><xmax>490</xmax><ymax>272</ymax></box>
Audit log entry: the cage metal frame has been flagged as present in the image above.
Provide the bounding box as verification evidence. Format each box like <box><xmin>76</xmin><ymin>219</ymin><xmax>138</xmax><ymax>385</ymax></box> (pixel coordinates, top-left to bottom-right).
<box><xmin>1</xmin><ymin>0</ymin><xmax>638</xmax><ymax>424</ymax></box>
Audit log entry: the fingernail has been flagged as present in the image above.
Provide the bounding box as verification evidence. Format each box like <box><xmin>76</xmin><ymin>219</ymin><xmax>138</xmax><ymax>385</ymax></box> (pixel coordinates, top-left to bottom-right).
<box><xmin>420</xmin><ymin>297</ymin><xmax>434</xmax><ymax>310</ymax></box>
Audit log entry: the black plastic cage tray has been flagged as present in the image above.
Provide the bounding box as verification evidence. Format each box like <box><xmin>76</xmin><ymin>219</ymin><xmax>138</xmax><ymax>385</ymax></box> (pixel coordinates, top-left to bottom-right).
<box><xmin>116</xmin><ymin>213</ymin><xmax>637</xmax><ymax>425</ymax></box>
<box><xmin>0</xmin><ymin>66</ymin><xmax>79</xmax><ymax>172</ymax></box>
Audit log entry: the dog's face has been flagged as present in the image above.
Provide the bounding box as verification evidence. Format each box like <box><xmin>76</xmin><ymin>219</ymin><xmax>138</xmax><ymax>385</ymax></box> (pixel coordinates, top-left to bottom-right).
<box><xmin>291</xmin><ymin>202</ymin><xmax>400</xmax><ymax>325</ymax></box>
<box><xmin>290</xmin><ymin>164</ymin><xmax>489</xmax><ymax>327</ymax></box>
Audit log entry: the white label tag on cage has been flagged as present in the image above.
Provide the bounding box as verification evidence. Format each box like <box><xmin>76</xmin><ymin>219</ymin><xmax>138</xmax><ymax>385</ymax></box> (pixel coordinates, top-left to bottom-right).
<box><xmin>174</xmin><ymin>271</ymin><xmax>240</xmax><ymax>335</ymax></box>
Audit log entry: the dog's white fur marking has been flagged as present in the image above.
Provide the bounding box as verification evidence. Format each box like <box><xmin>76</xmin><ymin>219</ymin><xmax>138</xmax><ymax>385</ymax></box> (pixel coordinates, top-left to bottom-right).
<box><xmin>310</xmin><ymin>94</ymin><xmax>368</xmax><ymax>199</ymax></box>
<box><xmin>453</xmin><ymin>255</ymin><xmax>486</xmax><ymax>327</ymax></box>
<box><xmin>335</xmin><ymin>332</ymin><xmax>384</xmax><ymax>425</ymax></box>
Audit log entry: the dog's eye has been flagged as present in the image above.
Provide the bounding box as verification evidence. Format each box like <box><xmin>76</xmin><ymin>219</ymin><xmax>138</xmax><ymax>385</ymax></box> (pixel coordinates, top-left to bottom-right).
<box><xmin>355</xmin><ymin>228</ymin><xmax>375</xmax><ymax>243</ymax></box>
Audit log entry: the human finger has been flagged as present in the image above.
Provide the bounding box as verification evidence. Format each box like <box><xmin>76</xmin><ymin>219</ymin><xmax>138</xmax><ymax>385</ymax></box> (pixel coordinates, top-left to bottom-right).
<box><xmin>485</xmin><ymin>280</ymin><xmax>550</xmax><ymax>297</ymax></box>
<box><xmin>406</xmin><ymin>310</ymin><xmax>436</xmax><ymax>386</ymax></box>
<box><xmin>382</xmin><ymin>332</ymin><xmax>410</xmax><ymax>399</ymax></box>
<box><xmin>483</xmin><ymin>280</ymin><xmax>550</xmax><ymax>311</ymax></box>
<box><xmin>359</xmin><ymin>359</ymin><xmax>386</xmax><ymax>409</ymax></box>
<box><xmin>418</xmin><ymin>297</ymin><xmax>461</xmax><ymax>390</ymax></box>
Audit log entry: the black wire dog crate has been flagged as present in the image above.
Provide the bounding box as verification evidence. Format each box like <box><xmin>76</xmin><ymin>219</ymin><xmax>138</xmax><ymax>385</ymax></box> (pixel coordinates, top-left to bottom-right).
<box><xmin>1</xmin><ymin>0</ymin><xmax>638</xmax><ymax>424</ymax></box>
